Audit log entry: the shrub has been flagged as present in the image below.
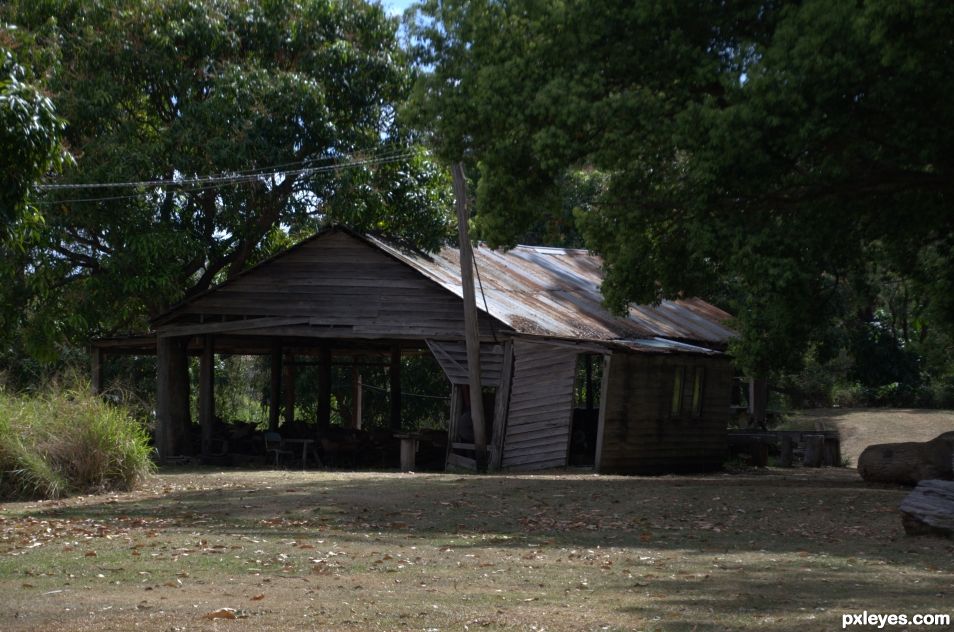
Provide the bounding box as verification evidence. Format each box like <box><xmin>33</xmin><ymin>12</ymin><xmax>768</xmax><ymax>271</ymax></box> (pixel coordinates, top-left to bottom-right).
<box><xmin>0</xmin><ymin>387</ymin><xmax>154</xmax><ymax>499</ymax></box>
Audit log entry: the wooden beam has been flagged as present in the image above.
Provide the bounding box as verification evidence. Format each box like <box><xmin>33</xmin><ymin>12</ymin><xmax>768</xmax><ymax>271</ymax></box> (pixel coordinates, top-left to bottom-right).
<box><xmin>91</xmin><ymin>347</ymin><xmax>104</xmax><ymax>395</ymax></box>
<box><xmin>283</xmin><ymin>352</ymin><xmax>296</xmax><ymax>426</ymax></box>
<box><xmin>317</xmin><ymin>345</ymin><xmax>331</xmax><ymax>431</ymax></box>
<box><xmin>199</xmin><ymin>335</ymin><xmax>215</xmax><ymax>459</ymax></box>
<box><xmin>156</xmin><ymin>317</ymin><xmax>309</xmax><ymax>338</ymax></box>
<box><xmin>269</xmin><ymin>340</ymin><xmax>282</xmax><ymax>431</ymax></box>
<box><xmin>452</xmin><ymin>162</ymin><xmax>487</xmax><ymax>470</ymax></box>
<box><xmin>389</xmin><ymin>345</ymin><xmax>402</xmax><ymax>431</ymax></box>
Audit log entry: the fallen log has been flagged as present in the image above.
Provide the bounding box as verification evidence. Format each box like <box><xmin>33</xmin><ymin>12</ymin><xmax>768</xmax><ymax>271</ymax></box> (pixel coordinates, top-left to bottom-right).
<box><xmin>899</xmin><ymin>479</ymin><xmax>954</xmax><ymax>538</ymax></box>
<box><xmin>858</xmin><ymin>431</ymin><xmax>954</xmax><ymax>486</ymax></box>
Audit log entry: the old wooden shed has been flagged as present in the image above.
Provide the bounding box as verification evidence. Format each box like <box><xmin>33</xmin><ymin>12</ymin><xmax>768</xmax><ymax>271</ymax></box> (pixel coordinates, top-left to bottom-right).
<box><xmin>94</xmin><ymin>225</ymin><xmax>736</xmax><ymax>474</ymax></box>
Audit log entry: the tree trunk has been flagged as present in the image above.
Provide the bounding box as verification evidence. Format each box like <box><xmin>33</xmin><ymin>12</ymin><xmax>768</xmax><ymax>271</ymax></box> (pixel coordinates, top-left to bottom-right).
<box><xmin>858</xmin><ymin>432</ymin><xmax>954</xmax><ymax>486</ymax></box>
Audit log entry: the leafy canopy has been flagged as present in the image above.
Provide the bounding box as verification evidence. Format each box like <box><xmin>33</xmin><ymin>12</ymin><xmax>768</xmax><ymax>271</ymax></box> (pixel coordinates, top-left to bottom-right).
<box><xmin>0</xmin><ymin>43</ymin><xmax>63</xmax><ymax>238</ymax></box>
<box><xmin>1</xmin><ymin>0</ymin><xmax>454</xmax><ymax>360</ymax></box>
<box><xmin>409</xmin><ymin>0</ymin><xmax>954</xmax><ymax>376</ymax></box>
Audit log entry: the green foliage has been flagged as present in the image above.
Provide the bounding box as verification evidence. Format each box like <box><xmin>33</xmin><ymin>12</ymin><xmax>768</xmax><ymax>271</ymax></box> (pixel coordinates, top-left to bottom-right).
<box><xmin>0</xmin><ymin>0</ymin><xmax>454</xmax><ymax>361</ymax></box>
<box><xmin>0</xmin><ymin>385</ymin><xmax>154</xmax><ymax>499</ymax></box>
<box><xmin>0</xmin><ymin>43</ymin><xmax>64</xmax><ymax>238</ymax></box>
<box><xmin>410</xmin><ymin>0</ymin><xmax>954</xmax><ymax>379</ymax></box>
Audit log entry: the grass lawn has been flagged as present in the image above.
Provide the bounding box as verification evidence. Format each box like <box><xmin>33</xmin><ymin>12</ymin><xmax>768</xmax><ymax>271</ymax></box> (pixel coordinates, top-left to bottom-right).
<box><xmin>1</xmin><ymin>467</ymin><xmax>952</xmax><ymax>631</ymax></box>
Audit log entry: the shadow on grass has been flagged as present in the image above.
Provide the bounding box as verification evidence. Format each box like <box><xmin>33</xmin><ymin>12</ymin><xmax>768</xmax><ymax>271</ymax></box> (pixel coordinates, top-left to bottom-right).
<box><xmin>22</xmin><ymin>467</ymin><xmax>925</xmax><ymax>555</ymax></box>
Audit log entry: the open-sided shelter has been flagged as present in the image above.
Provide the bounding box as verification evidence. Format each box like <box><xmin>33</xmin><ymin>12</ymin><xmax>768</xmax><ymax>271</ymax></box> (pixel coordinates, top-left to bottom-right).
<box><xmin>93</xmin><ymin>225</ymin><xmax>736</xmax><ymax>474</ymax></box>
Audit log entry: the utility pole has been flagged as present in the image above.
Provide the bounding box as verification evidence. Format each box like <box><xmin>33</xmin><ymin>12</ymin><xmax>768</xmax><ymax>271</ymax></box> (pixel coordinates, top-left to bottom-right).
<box><xmin>452</xmin><ymin>162</ymin><xmax>488</xmax><ymax>471</ymax></box>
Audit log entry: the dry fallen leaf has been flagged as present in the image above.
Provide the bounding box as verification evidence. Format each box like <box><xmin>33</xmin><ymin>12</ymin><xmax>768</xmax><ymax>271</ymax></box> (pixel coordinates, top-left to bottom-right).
<box><xmin>250</xmin><ymin>594</ymin><xmax>265</xmax><ymax>601</ymax></box>
<box><xmin>203</xmin><ymin>608</ymin><xmax>237</xmax><ymax>620</ymax></box>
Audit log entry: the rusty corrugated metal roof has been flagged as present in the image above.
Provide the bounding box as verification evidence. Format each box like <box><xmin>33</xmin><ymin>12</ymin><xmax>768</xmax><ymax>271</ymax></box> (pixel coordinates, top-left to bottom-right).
<box><xmin>367</xmin><ymin>236</ymin><xmax>735</xmax><ymax>347</ymax></box>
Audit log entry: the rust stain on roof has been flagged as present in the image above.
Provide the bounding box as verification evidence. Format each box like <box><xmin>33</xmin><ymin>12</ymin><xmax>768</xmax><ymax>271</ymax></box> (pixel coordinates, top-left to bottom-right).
<box><xmin>367</xmin><ymin>236</ymin><xmax>735</xmax><ymax>346</ymax></box>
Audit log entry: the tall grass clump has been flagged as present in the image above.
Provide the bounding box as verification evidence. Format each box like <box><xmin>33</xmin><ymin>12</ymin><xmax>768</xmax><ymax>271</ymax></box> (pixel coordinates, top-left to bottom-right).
<box><xmin>0</xmin><ymin>386</ymin><xmax>154</xmax><ymax>499</ymax></box>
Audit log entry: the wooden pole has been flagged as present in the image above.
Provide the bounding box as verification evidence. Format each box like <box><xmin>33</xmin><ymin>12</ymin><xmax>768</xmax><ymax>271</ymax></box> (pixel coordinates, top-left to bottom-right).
<box><xmin>283</xmin><ymin>352</ymin><xmax>296</xmax><ymax>426</ymax></box>
<box><xmin>269</xmin><ymin>340</ymin><xmax>282</xmax><ymax>431</ymax></box>
<box><xmin>389</xmin><ymin>345</ymin><xmax>402</xmax><ymax>431</ymax></box>
<box><xmin>199</xmin><ymin>335</ymin><xmax>215</xmax><ymax>459</ymax></box>
<box><xmin>317</xmin><ymin>345</ymin><xmax>331</xmax><ymax>431</ymax></box>
<box><xmin>452</xmin><ymin>162</ymin><xmax>487</xmax><ymax>470</ymax></box>
<box><xmin>352</xmin><ymin>360</ymin><xmax>363</xmax><ymax>430</ymax></box>
<box><xmin>157</xmin><ymin>337</ymin><xmax>192</xmax><ymax>461</ymax></box>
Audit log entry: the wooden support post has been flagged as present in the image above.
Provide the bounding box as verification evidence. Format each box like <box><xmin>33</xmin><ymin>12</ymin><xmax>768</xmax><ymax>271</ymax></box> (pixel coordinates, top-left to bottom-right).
<box><xmin>749</xmin><ymin>377</ymin><xmax>768</xmax><ymax>428</ymax></box>
<box><xmin>269</xmin><ymin>340</ymin><xmax>282</xmax><ymax>432</ymax></box>
<box><xmin>91</xmin><ymin>347</ymin><xmax>104</xmax><ymax>395</ymax></box>
<box><xmin>389</xmin><ymin>345</ymin><xmax>402</xmax><ymax>432</ymax></box>
<box><xmin>156</xmin><ymin>336</ymin><xmax>192</xmax><ymax>462</ymax></box>
<box><xmin>351</xmin><ymin>361</ymin><xmax>363</xmax><ymax>430</ymax></box>
<box><xmin>199</xmin><ymin>335</ymin><xmax>215</xmax><ymax>460</ymax></box>
<box><xmin>780</xmin><ymin>435</ymin><xmax>794</xmax><ymax>467</ymax></box>
<box><xmin>452</xmin><ymin>162</ymin><xmax>487</xmax><ymax>471</ymax></box>
<box><xmin>489</xmin><ymin>340</ymin><xmax>514</xmax><ymax>471</ymax></box>
<box><xmin>594</xmin><ymin>354</ymin><xmax>612</xmax><ymax>473</ymax></box>
<box><xmin>283</xmin><ymin>352</ymin><xmax>296</xmax><ymax>426</ymax></box>
<box><xmin>317</xmin><ymin>345</ymin><xmax>331</xmax><ymax>431</ymax></box>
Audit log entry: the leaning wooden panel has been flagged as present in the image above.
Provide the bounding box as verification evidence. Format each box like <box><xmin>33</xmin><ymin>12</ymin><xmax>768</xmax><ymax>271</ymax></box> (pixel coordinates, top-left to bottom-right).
<box><xmin>501</xmin><ymin>340</ymin><xmax>577</xmax><ymax>471</ymax></box>
<box><xmin>597</xmin><ymin>352</ymin><xmax>733</xmax><ymax>475</ymax></box>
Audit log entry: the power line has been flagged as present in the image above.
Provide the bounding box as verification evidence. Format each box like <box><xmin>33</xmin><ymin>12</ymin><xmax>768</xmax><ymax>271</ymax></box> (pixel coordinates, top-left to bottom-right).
<box><xmin>35</xmin><ymin>151</ymin><xmax>418</xmax><ymax>204</ymax></box>
<box><xmin>36</xmin><ymin>148</ymin><xmax>419</xmax><ymax>193</ymax></box>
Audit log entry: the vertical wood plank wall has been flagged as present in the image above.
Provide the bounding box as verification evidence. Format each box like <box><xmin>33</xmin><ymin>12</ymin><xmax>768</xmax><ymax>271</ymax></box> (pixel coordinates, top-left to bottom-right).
<box><xmin>597</xmin><ymin>352</ymin><xmax>733</xmax><ymax>474</ymax></box>
<box><xmin>500</xmin><ymin>340</ymin><xmax>578</xmax><ymax>471</ymax></box>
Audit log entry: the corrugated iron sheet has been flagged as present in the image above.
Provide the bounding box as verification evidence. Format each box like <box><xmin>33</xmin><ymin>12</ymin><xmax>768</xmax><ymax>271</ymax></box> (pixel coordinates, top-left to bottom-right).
<box><xmin>368</xmin><ymin>236</ymin><xmax>735</xmax><ymax>347</ymax></box>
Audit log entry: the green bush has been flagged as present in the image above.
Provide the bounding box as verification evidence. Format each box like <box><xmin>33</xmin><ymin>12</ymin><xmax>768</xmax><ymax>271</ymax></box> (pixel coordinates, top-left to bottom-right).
<box><xmin>0</xmin><ymin>387</ymin><xmax>154</xmax><ymax>499</ymax></box>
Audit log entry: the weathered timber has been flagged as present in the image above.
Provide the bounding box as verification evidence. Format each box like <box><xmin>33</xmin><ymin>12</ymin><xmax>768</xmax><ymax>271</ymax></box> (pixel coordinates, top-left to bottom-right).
<box><xmin>489</xmin><ymin>340</ymin><xmax>514</xmax><ymax>470</ymax></box>
<box><xmin>351</xmin><ymin>362</ymin><xmax>362</xmax><ymax>430</ymax></box>
<box><xmin>597</xmin><ymin>352</ymin><xmax>732</xmax><ymax>474</ymax></box>
<box><xmin>390</xmin><ymin>345</ymin><xmax>402</xmax><ymax>431</ymax></box>
<box><xmin>268</xmin><ymin>341</ymin><xmax>282</xmax><ymax>432</ymax></box>
<box><xmin>317</xmin><ymin>345</ymin><xmax>331</xmax><ymax>431</ymax></box>
<box><xmin>156</xmin><ymin>336</ymin><xmax>192</xmax><ymax>461</ymax></box>
<box><xmin>500</xmin><ymin>340</ymin><xmax>577</xmax><ymax>471</ymax></box>
<box><xmin>780</xmin><ymin>435</ymin><xmax>794</xmax><ymax>467</ymax></box>
<box><xmin>453</xmin><ymin>161</ymin><xmax>487</xmax><ymax>470</ymax></box>
<box><xmin>283</xmin><ymin>352</ymin><xmax>296</xmax><ymax>426</ymax></box>
<box><xmin>199</xmin><ymin>335</ymin><xmax>215</xmax><ymax>459</ymax></box>
<box><xmin>858</xmin><ymin>432</ymin><xmax>954</xmax><ymax>486</ymax></box>
<box><xmin>155</xmin><ymin>230</ymin><xmax>503</xmax><ymax>339</ymax></box>
<box><xmin>803</xmin><ymin>434</ymin><xmax>825</xmax><ymax>467</ymax></box>
<box><xmin>900</xmin><ymin>479</ymin><xmax>954</xmax><ymax>538</ymax></box>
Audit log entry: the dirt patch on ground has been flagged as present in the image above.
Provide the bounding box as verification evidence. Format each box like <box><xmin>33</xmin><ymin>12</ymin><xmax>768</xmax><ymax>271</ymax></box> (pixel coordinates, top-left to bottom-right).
<box><xmin>786</xmin><ymin>408</ymin><xmax>954</xmax><ymax>466</ymax></box>
<box><xmin>1</xmin><ymin>467</ymin><xmax>952</xmax><ymax>631</ymax></box>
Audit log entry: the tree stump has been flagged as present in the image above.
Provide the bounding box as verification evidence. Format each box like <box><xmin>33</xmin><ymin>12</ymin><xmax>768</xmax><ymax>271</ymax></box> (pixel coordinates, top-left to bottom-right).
<box><xmin>858</xmin><ymin>432</ymin><xmax>954</xmax><ymax>486</ymax></box>
<box><xmin>899</xmin><ymin>479</ymin><xmax>954</xmax><ymax>538</ymax></box>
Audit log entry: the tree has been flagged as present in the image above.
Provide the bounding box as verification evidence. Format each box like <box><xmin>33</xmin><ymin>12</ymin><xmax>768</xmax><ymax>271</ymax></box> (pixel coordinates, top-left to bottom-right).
<box><xmin>408</xmin><ymin>0</ymin><xmax>954</xmax><ymax>378</ymax></box>
<box><xmin>1</xmin><ymin>0</ymin><xmax>453</xmax><ymax>360</ymax></box>
<box><xmin>0</xmin><ymin>45</ymin><xmax>62</xmax><ymax>236</ymax></box>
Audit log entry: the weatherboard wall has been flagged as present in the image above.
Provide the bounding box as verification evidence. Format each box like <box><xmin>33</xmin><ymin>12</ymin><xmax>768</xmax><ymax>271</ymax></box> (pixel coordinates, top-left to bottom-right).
<box><xmin>597</xmin><ymin>352</ymin><xmax>732</xmax><ymax>474</ymax></box>
<box><xmin>155</xmin><ymin>229</ymin><xmax>503</xmax><ymax>340</ymax></box>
